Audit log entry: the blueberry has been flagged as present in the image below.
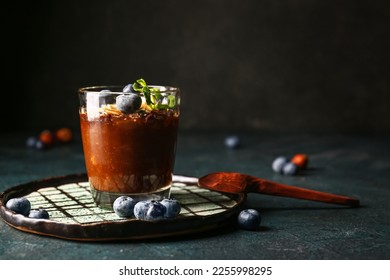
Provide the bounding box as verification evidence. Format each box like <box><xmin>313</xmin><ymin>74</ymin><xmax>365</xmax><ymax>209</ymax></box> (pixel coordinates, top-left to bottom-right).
<box><xmin>26</xmin><ymin>136</ymin><xmax>38</xmax><ymax>148</ymax></box>
<box><xmin>238</xmin><ymin>209</ymin><xmax>261</xmax><ymax>230</ymax></box>
<box><xmin>160</xmin><ymin>198</ymin><xmax>181</xmax><ymax>218</ymax></box>
<box><xmin>35</xmin><ymin>140</ymin><xmax>47</xmax><ymax>150</ymax></box>
<box><xmin>28</xmin><ymin>208</ymin><xmax>50</xmax><ymax>219</ymax></box>
<box><xmin>116</xmin><ymin>93</ymin><xmax>142</xmax><ymax>114</ymax></box>
<box><xmin>272</xmin><ymin>156</ymin><xmax>289</xmax><ymax>173</ymax></box>
<box><xmin>6</xmin><ymin>197</ymin><xmax>31</xmax><ymax>216</ymax></box>
<box><xmin>282</xmin><ymin>162</ymin><xmax>299</xmax><ymax>175</ymax></box>
<box><xmin>145</xmin><ymin>201</ymin><xmax>166</xmax><ymax>221</ymax></box>
<box><xmin>113</xmin><ymin>196</ymin><xmax>136</xmax><ymax>218</ymax></box>
<box><xmin>133</xmin><ymin>200</ymin><xmax>153</xmax><ymax>220</ymax></box>
<box><xmin>99</xmin><ymin>90</ymin><xmax>116</xmax><ymax>104</ymax></box>
<box><xmin>224</xmin><ymin>135</ymin><xmax>240</xmax><ymax>149</ymax></box>
<box><xmin>123</xmin><ymin>83</ymin><xmax>134</xmax><ymax>93</ymax></box>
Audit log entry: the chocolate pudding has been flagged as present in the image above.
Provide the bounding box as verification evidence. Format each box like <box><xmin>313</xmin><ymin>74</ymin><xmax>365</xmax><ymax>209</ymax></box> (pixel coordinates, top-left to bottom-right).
<box><xmin>78</xmin><ymin>84</ymin><xmax>180</xmax><ymax>208</ymax></box>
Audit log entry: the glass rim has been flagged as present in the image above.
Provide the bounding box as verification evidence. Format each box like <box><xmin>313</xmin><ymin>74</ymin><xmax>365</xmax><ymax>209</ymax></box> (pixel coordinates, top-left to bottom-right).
<box><xmin>78</xmin><ymin>85</ymin><xmax>180</xmax><ymax>95</ymax></box>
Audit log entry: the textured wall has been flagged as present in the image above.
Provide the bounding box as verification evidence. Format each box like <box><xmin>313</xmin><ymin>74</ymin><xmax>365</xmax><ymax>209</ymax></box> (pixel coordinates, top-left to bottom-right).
<box><xmin>3</xmin><ymin>0</ymin><xmax>390</xmax><ymax>133</ymax></box>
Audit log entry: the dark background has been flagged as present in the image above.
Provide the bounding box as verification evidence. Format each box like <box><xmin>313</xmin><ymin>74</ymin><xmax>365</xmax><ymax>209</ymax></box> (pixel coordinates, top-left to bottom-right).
<box><xmin>3</xmin><ymin>0</ymin><xmax>390</xmax><ymax>133</ymax></box>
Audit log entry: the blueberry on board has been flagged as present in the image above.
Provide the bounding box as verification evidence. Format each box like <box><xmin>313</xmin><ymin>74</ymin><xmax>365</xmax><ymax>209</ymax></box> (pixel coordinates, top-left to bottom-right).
<box><xmin>122</xmin><ymin>83</ymin><xmax>134</xmax><ymax>93</ymax></box>
<box><xmin>28</xmin><ymin>208</ymin><xmax>50</xmax><ymax>219</ymax></box>
<box><xmin>283</xmin><ymin>162</ymin><xmax>299</xmax><ymax>175</ymax></box>
<box><xmin>160</xmin><ymin>198</ymin><xmax>181</xmax><ymax>218</ymax></box>
<box><xmin>224</xmin><ymin>135</ymin><xmax>241</xmax><ymax>149</ymax></box>
<box><xmin>145</xmin><ymin>201</ymin><xmax>166</xmax><ymax>221</ymax></box>
<box><xmin>134</xmin><ymin>200</ymin><xmax>153</xmax><ymax>220</ymax></box>
<box><xmin>272</xmin><ymin>156</ymin><xmax>289</xmax><ymax>173</ymax></box>
<box><xmin>113</xmin><ymin>196</ymin><xmax>136</xmax><ymax>218</ymax></box>
<box><xmin>237</xmin><ymin>209</ymin><xmax>261</xmax><ymax>230</ymax></box>
<box><xmin>6</xmin><ymin>197</ymin><xmax>31</xmax><ymax>216</ymax></box>
<box><xmin>116</xmin><ymin>93</ymin><xmax>142</xmax><ymax>114</ymax></box>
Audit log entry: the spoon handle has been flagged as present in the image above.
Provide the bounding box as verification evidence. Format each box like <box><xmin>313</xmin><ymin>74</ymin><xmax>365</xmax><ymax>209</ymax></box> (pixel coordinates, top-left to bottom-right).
<box><xmin>249</xmin><ymin>177</ymin><xmax>360</xmax><ymax>207</ymax></box>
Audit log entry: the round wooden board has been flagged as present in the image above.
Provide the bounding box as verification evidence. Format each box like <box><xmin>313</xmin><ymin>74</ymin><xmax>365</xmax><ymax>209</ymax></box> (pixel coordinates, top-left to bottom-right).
<box><xmin>0</xmin><ymin>174</ymin><xmax>245</xmax><ymax>241</ymax></box>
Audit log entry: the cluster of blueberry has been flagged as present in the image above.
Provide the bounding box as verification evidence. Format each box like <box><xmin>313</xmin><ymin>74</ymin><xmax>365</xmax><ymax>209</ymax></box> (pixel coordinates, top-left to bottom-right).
<box><xmin>113</xmin><ymin>196</ymin><xmax>181</xmax><ymax>220</ymax></box>
<box><xmin>272</xmin><ymin>154</ymin><xmax>309</xmax><ymax>175</ymax></box>
<box><xmin>5</xmin><ymin>197</ymin><xmax>50</xmax><ymax>219</ymax></box>
<box><xmin>114</xmin><ymin>196</ymin><xmax>262</xmax><ymax>231</ymax></box>
<box><xmin>6</xmin><ymin>195</ymin><xmax>262</xmax><ymax>232</ymax></box>
<box><xmin>26</xmin><ymin>127</ymin><xmax>73</xmax><ymax>150</ymax></box>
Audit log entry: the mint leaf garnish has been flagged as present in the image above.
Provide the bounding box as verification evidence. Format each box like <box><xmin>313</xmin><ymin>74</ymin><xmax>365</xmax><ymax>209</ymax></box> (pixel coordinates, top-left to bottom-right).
<box><xmin>143</xmin><ymin>86</ymin><xmax>153</xmax><ymax>106</ymax></box>
<box><xmin>167</xmin><ymin>95</ymin><xmax>176</xmax><ymax>108</ymax></box>
<box><xmin>131</xmin><ymin>78</ymin><xmax>175</xmax><ymax>110</ymax></box>
<box><xmin>133</xmin><ymin>78</ymin><xmax>147</xmax><ymax>90</ymax></box>
<box><xmin>132</xmin><ymin>78</ymin><xmax>155</xmax><ymax>106</ymax></box>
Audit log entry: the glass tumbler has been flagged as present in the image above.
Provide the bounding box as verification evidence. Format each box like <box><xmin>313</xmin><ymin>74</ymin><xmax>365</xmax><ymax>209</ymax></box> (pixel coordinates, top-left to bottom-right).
<box><xmin>78</xmin><ymin>85</ymin><xmax>180</xmax><ymax>208</ymax></box>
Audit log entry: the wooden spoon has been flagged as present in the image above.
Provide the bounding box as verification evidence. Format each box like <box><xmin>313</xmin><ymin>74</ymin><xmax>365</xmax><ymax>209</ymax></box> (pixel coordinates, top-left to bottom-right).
<box><xmin>198</xmin><ymin>172</ymin><xmax>360</xmax><ymax>207</ymax></box>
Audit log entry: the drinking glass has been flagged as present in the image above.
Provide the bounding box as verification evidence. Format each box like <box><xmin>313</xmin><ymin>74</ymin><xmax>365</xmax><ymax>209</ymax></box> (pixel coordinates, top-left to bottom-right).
<box><xmin>78</xmin><ymin>85</ymin><xmax>180</xmax><ymax>208</ymax></box>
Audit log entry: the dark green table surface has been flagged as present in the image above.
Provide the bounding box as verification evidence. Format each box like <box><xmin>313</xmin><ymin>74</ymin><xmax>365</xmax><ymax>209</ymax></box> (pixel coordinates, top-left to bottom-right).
<box><xmin>1</xmin><ymin>131</ymin><xmax>389</xmax><ymax>260</ymax></box>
